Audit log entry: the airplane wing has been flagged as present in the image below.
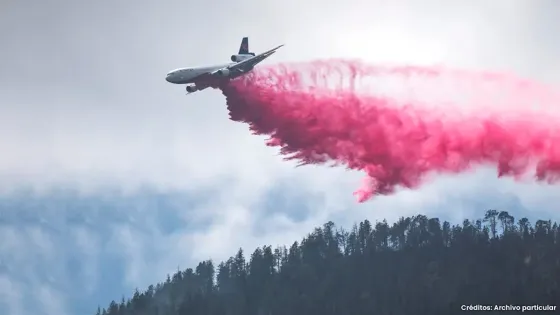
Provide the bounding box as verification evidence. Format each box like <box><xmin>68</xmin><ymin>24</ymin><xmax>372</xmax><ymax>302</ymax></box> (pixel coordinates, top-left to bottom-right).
<box><xmin>188</xmin><ymin>69</ymin><xmax>227</xmax><ymax>88</ymax></box>
<box><xmin>185</xmin><ymin>44</ymin><xmax>284</xmax><ymax>93</ymax></box>
<box><xmin>215</xmin><ymin>44</ymin><xmax>284</xmax><ymax>77</ymax></box>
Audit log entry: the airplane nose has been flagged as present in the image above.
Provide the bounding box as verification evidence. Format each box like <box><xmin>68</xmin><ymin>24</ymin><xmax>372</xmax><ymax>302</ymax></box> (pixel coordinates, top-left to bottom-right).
<box><xmin>166</xmin><ymin>74</ymin><xmax>173</xmax><ymax>82</ymax></box>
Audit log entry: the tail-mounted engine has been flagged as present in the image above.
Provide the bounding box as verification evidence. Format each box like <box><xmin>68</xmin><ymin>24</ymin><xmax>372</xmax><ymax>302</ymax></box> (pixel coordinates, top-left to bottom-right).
<box><xmin>231</xmin><ymin>54</ymin><xmax>253</xmax><ymax>62</ymax></box>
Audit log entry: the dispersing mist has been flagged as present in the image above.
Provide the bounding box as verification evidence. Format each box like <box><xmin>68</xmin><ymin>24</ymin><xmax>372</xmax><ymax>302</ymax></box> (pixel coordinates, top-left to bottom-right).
<box><xmin>219</xmin><ymin>60</ymin><xmax>560</xmax><ymax>202</ymax></box>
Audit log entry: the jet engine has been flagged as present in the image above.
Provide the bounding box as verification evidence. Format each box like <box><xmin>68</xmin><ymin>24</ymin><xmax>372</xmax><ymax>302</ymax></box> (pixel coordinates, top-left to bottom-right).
<box><xmin>231</xmin><ymin>54</ymin><xmax>251</xmax><ymax>62</ymax></box>
<box><xmin>186</xmin><ymin>85</ymin><xmax>198</xmax><ymax>93</ymax></box>
<box><xmin>216</xmin><ymin>69</ymin><xmax>230</xmax><ymax>76</ymax></box>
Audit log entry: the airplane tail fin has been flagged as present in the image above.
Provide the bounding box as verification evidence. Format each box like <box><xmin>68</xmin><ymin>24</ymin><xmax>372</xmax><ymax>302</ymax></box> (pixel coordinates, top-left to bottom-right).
<box><xmin>238</xmin><ymin>37</ymin><xmax>255</xmax><ymax>56</ymax></box>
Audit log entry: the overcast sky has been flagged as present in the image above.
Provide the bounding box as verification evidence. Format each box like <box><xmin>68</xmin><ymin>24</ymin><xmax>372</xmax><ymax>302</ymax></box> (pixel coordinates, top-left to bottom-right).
<box><xmin>1</xmin><ymin>1</ymin><xmax>560</xmax><ymax>315</ymax></box>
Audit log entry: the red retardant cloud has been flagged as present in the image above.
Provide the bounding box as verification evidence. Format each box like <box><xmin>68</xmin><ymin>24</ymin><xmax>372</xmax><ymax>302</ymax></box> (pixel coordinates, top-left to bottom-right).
<box><xmin>218</xmin><ymin>60</ymin><xmax>560</xmax><ymax>202</ymax></box>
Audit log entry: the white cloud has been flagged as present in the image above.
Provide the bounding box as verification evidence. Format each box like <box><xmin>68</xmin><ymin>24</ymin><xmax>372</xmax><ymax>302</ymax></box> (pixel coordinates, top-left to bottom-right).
<box><xmin>1</xmin><ymin>0</ymin><xmax>560</xmax><ymax>314</ymax></box>
<box><xmin>71</xmin><ymin>227</ymin><xmax>101</xmax><ymax>294</ymax></box>
<box><xmin>0</xmin><ymin>275</ymin><xmax>24</xmax><ymax>315</ymax></box>
<box><xmin>35</xmin><ymin>285</ymin><xmax>68</xmax><ymax>315</ymax></box>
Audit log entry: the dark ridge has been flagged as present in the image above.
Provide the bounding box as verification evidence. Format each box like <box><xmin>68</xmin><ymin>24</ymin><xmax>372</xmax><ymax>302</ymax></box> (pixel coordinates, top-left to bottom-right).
<box><xmin>95</xmin><ymin>210</ymin><xmax>560</xmax><ymax>315</ymax></box>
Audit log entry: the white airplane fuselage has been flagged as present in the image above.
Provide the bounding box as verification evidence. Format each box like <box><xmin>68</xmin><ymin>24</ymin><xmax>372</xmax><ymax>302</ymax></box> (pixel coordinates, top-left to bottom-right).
<box><xmin>165</xmin><ymin>64</ymin><xmax>233</xmax><ymax>84</ymax></box>
<box><xmin>165</xmin><ymin>37</ymin><xmax>283</xmax><ymax>94</ymax></box>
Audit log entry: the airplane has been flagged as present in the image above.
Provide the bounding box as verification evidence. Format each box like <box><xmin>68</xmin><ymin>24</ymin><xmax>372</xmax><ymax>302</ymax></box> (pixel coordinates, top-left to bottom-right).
<box><xmin>165</xmin><ymin>37</ymin><xmax>284</xmax><ymax>94</ymax></box>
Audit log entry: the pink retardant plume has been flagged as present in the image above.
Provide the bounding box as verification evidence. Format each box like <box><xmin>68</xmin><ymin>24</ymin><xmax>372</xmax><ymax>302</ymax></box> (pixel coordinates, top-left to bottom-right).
<box><xmin>217</xmin><ymin>60</ymin><xmax>560</xmax><ymax>202</ymax></box>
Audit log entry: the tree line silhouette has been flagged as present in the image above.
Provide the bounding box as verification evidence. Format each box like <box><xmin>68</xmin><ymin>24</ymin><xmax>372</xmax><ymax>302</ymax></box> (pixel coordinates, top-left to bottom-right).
<box><xmin>95</xmin><ymin>210</ymin><xmax>560</xmax><ymax>315</ymax></box>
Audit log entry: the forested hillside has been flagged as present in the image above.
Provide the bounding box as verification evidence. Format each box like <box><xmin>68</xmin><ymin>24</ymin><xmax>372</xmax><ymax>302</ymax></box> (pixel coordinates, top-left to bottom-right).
<box><xmin>95</xmin><ymin>210</ymin><xmax>560</xmax><ymax>315</ymax></box>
